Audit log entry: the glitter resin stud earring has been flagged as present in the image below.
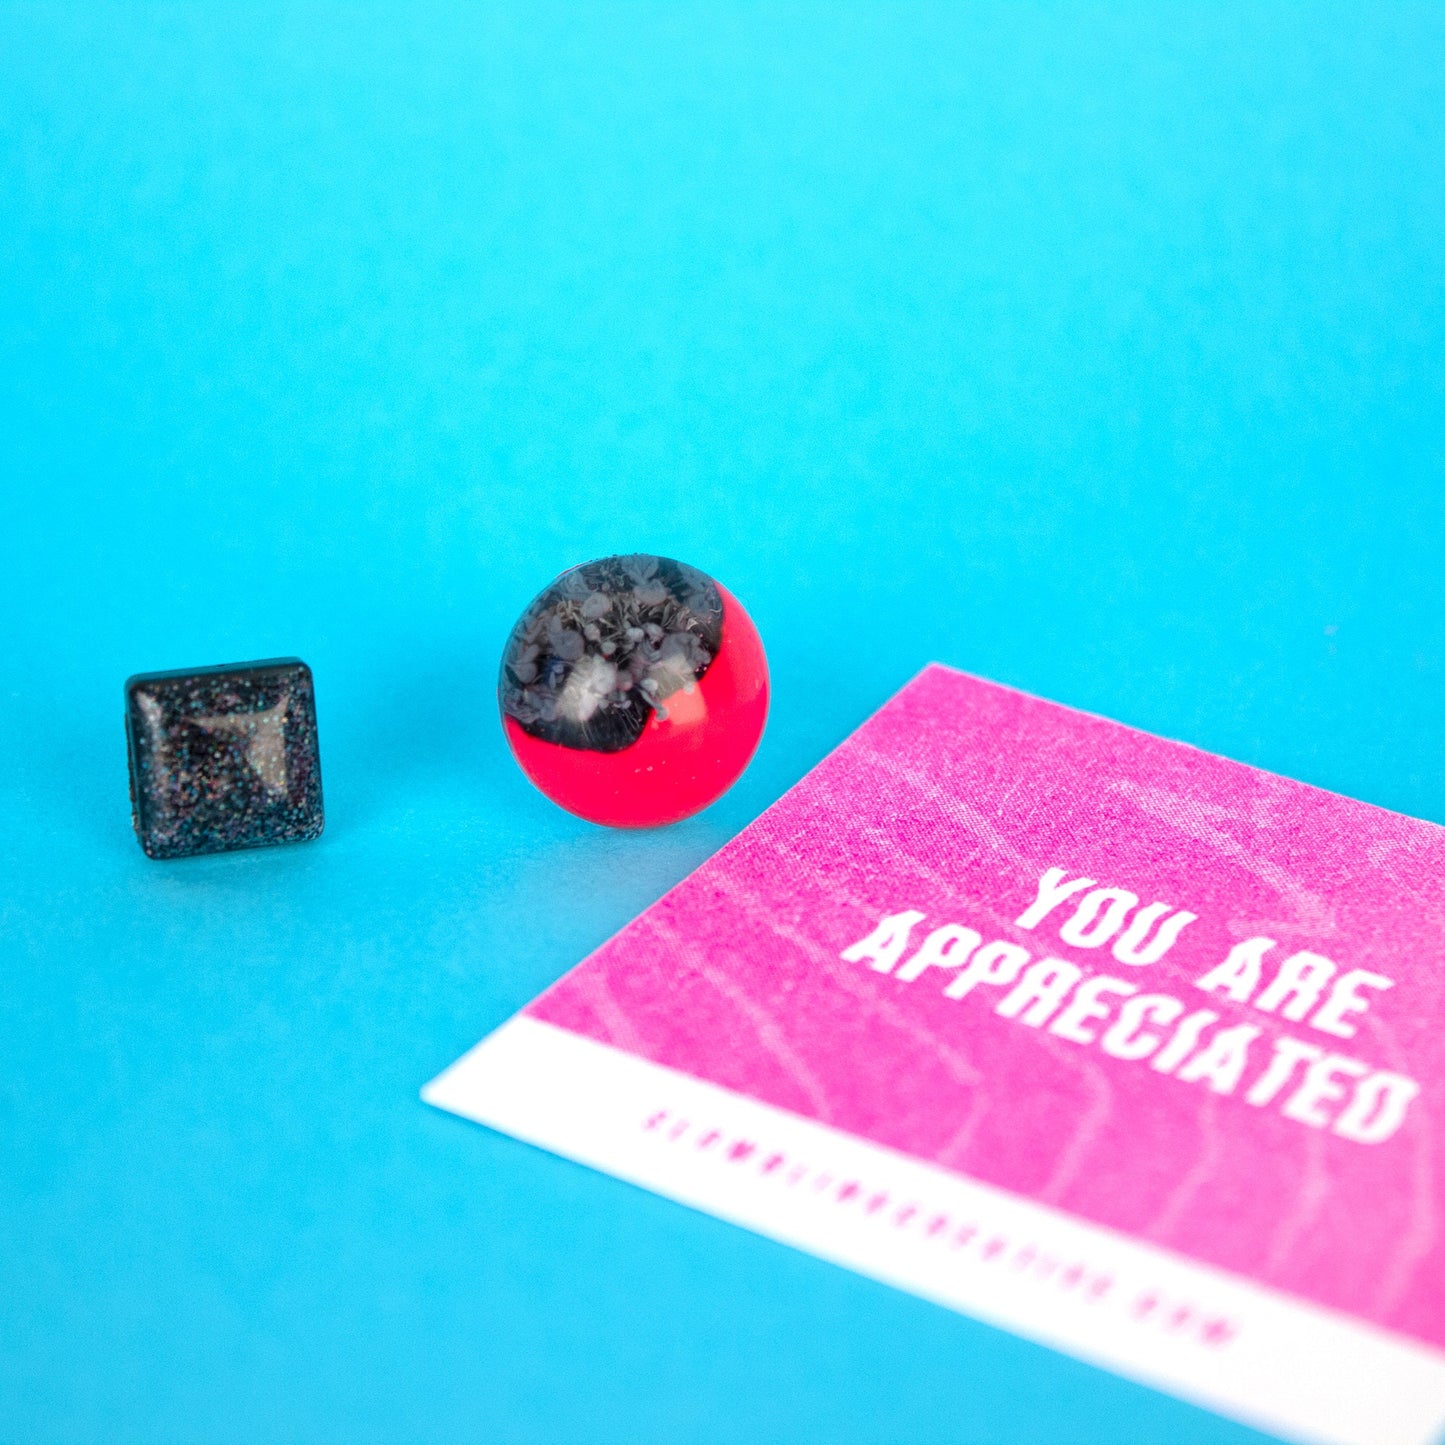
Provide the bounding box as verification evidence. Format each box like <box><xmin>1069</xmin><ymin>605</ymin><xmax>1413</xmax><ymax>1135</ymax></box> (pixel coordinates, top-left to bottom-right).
<box><xmin>499</xmin><ymin>555</ymin><xmax>768</xmax><ymax>827</ymax></box>
<box><xmin>125</xmin><ymin>658</ymin><xmax>324</xmax><ymax>858</ymax></box>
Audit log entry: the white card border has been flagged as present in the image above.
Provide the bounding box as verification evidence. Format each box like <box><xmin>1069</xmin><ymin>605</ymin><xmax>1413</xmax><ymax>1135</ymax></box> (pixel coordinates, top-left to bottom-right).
<box><xmin>425</xmin><ymin>1015</ymin><xmax>1445</xmax><ymax>1445</ymax></box>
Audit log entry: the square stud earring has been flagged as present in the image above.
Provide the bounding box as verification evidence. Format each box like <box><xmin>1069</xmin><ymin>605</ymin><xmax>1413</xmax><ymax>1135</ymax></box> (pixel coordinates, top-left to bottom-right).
<box><xmin>124</xmin><ymin>657</ymin><xmax>324</xmax><ymax>859</ymax></box>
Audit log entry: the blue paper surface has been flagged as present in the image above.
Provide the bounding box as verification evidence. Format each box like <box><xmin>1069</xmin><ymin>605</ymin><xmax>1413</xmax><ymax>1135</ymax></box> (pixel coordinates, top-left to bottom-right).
<box><xmin>2</xmin><ymin>5</ymin><xmax>1442</xmax><ymax>1441</ymax></box>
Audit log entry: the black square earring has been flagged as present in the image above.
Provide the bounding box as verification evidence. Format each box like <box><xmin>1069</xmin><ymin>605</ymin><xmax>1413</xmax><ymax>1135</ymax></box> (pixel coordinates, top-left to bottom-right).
<box><xmin>124</xmin><ymin>658</ymin><xmax>324</xmax><ymax>859</ymax></box>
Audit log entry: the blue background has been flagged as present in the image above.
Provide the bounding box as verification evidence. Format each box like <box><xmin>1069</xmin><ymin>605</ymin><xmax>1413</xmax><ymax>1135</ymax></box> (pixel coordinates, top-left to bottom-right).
<box><xmin>3</xmin><ymin>5</ymin><xmax>1443</xmax><ymax>1441</ymax></box>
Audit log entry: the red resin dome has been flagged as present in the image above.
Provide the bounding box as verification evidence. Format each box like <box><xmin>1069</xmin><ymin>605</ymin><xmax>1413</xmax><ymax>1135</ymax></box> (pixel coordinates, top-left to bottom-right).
<box><xmin>499</xmin><ymin>555</ymin><xmax>768</xmax><ymax>827</ymax></box>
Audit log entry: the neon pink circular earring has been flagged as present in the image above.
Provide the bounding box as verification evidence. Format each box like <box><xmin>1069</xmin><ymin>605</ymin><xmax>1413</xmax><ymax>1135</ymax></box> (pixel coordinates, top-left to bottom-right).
<box><xmin>499</xmin><ymin>555</ymin><xmax>768</xmax><ymax>827</ymax></box>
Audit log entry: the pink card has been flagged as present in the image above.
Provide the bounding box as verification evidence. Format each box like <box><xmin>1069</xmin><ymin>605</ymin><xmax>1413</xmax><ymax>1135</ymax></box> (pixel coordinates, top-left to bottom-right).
<box><xmin>424</xmin><ymin>665</ymin><xmax>1445</xmax><ymax>1445</ymax></box>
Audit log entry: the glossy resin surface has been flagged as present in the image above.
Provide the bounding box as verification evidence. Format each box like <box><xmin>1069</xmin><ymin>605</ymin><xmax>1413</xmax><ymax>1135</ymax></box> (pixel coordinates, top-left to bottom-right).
<box><xmin>499</xmin><ymin>555</ymin><xmax>768</xmax><ymax>826</ymax></box>
<box><xmin>124</xmin><ymin>658</ymin><xmax>325</xmax><ymax>859</ymax></box>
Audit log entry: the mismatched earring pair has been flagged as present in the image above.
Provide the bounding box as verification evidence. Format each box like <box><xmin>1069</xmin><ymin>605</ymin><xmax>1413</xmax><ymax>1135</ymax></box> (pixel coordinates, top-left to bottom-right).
<box><xmin>124</xmin><ymin>554</ymin><xmax>769</xmax><ymax>859</ymax></box>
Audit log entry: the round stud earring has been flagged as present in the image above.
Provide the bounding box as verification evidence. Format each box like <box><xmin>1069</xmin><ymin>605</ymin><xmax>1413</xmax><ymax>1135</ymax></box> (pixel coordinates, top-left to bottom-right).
<box><xmin>498</xmin><ymin>554</ymin><xmax>768</xmax><ymax>827</ymax></box>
